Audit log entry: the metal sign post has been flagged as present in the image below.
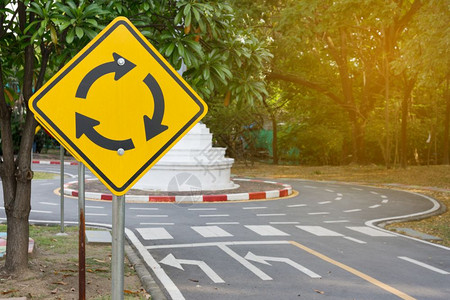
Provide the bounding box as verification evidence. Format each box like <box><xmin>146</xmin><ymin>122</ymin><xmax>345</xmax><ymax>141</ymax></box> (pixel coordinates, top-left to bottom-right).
<box><xmin>60</xmin><ymin>145</ymin><xmax>65</xmax><ymax>233</ymax></box>
<box><xmin>78</xmin><ymin>162</ymin><xmax>86</xmax><ymax>300</ymax></box>
<box><xmin>112</xmin><ymin>194</ymin><xmax>125</xmax><ymax>300</ymax></box>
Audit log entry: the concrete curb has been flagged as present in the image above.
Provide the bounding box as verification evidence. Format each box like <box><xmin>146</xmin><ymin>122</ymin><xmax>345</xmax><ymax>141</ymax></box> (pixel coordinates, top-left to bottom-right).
<box><xmin>62</xmin><ymin>178</ymin><xmax>293</xmax><ymax>202</ymax></box>
<box><xmin>125</xmin><ymin>244</ymin><xmax>167</xmax><ymax>300</ymax></box>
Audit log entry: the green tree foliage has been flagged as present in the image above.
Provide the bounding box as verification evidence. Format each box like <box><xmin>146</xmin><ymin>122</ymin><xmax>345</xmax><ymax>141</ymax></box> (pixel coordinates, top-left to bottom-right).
<box><xmin>0</xmin><ymin>0</ymin><xmax>270</xmax><ymax>273</ymax></box>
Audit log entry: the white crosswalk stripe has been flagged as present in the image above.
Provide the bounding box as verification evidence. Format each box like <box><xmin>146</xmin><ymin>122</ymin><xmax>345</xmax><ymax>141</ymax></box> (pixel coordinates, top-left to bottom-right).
<box><xmin>245</xmin><ymin>225</ymin><xmax>290</xmax><ymax>236</ymax></box>
<box><xmin>191</xmin><ymin>226</ymin><xmax>233</xmax><ymax>238</ymax></box>
<box><xmin>134</xmin><ymin>224</ymin><xmax>401</xmax><ymax>243</ymax></box>
<box><xmin>346</xmin><ymin>226</ymin><xmax>396</xmax><ymax>237</ymax></box>
<box><xmin>137</xmin><ymin>227</ymin><xmax>174</xmax><ymax>240</ymax></box>
<box><xmin>296</xmin><ymin>226</ymin><xmax>343</xmax><ymax>236</ymax></box>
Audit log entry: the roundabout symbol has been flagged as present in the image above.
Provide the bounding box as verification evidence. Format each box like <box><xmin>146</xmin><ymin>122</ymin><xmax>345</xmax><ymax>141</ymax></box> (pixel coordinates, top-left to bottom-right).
<box><xmin>29</xmin><ymin>16</ymin><xmax>207</xmax><ymax>196</ymax></box>
<box><xmin>74</xmin><ymin>52</ymin><xmax>169</xmax><ymax>151</ymax></box>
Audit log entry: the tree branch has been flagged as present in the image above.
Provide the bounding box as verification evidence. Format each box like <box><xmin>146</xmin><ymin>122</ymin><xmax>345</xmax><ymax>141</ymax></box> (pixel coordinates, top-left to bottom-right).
<box><xmin>396</xmin><ymin>0</ymin><xmax>423</xmax><ymax>32</ymax></box>
<box><xmin>267</xmin><ymin>71</ymin><xmax>345</xmax><ymax>107</ymax></box>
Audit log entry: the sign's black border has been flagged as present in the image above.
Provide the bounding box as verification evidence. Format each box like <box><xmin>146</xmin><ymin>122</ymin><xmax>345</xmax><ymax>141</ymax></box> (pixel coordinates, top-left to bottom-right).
<box><xmin>31</xmin><ymin>20</ymin><xmax>205</xmax><ymax>193</ymax></box>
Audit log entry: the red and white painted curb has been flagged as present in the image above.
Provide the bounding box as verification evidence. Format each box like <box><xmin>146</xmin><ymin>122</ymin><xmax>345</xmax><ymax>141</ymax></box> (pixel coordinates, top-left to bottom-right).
<box><xmin>32</xmin><ymin>160</ymin><xmax>78</xmax><ymax>166</ymax></box>
<box><xmin>62</xmin><ymin>178</ymin><xmax>293</xmax><ymax>203</ymax></box>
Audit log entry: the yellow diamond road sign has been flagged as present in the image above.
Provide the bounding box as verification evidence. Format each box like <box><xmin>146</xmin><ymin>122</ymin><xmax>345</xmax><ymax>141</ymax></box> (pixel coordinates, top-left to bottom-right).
<box><xmin>30</xmin><ymin>17</ymin><xmax>208</xmax><ymax>196</ymax></box>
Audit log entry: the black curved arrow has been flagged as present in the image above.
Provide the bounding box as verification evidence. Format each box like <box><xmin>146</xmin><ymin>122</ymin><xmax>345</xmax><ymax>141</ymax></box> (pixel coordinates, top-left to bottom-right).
<box><xmin>143</xmin><ymin>73</ymin><xmax>168</xmax><ymax>141</ymax></box>
<box><xmin>75</xmin><ymin>52</ymin><xmax>136</xmax><ymax>99</ymax></box>
<box><xmin>76</xmin><ymin>112</ymin><xmax>135</xmax><ymax>151</ymax></box>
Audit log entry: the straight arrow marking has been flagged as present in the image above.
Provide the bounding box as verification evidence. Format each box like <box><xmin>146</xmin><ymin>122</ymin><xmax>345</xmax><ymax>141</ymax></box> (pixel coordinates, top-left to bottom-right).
<box><xmin>160</xmin><ymin>253</ymin><xmax>225</xmax><ymax>283</ymax></box>
<box><xmin>245</xmin><ymin>252</ymin><xmax>321</xmax><ymax>279</ymax></box>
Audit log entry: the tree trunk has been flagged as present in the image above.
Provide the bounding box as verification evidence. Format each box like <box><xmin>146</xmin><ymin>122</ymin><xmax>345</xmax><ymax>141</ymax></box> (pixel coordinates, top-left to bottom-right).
<box><xmin>384</xmin><ymin>52</ymin><xmax>391</xmax><ymax>169</ymax></box>
<box><xmin>3</xmin><ymin>5</ymin><xmax>36</xmax><ymax>272</ymax></box>
<box><xmin>443</xmin><ymin>78</ymin><xmax>449</xmax><ymax>165</ymax></box>
<box><xmin>401</xmin><ymin>91</ymin><xmax>408</xmax><ymax>168</ymax></box>
<box><xmin>351</xmin><ymin>116</ymin><xmax>366</xmax><ymax>164</ymax></box>
<box><xmin>401</xmin><ymin>77</ymin><xmax>415</xmax><ymax>168</ymax></box>
<box><xmin>271</xmin><ymin>116</ymin><xmax>278</xmax><ymax>165</ymax></box>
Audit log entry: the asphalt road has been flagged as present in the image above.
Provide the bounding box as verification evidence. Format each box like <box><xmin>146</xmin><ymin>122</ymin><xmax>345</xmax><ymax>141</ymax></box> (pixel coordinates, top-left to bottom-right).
<box><xmin>0</xmin><ymin>163</ymin><xmax>449</xmax><ymax>300</ymax></box>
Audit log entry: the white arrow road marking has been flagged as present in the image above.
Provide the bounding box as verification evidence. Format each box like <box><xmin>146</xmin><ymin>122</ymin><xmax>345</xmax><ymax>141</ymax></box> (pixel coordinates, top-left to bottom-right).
<box><xmin>244</xmin><ymin>252</ymin><xmax>321</xmax><ymax>279</ymax></box>
<box><xmin>160</xmin><ymin>253</ymin><xmax>225</xmax><ymax>283</ymax></box>
<box><xmin>217</xmin><ymin>244</ymin><xmax>272</xmax><ymax>281</ymax></box>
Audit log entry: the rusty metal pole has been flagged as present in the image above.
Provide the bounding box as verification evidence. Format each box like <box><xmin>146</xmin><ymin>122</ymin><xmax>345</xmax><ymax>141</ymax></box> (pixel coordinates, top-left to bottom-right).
<box><xmin>78</xmin><ymin>162</ymin><xmax>86</xmax><ymax>300</ymax></box>
<box><xmin>112</xmin><ymin>194</ymin><xmax>125</xmax><ymax>300</ymax></box>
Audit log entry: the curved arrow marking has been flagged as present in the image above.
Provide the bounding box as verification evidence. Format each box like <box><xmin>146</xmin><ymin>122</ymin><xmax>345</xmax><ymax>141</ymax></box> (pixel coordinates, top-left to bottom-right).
<box><xmin>160</xmin><ymin>253</ymin><xmax>225</xmax><ymax>283</ymax></box>
<box><xmin>143</xmin><ymin>73</ymin><xmax>168</xmax><ymax>140</ymax></box>
<box><xmin>76</xmin><ymin>113</ymin><xmax>135</xmax><ymax>151</ymax></box>
<box><xmin>76</xmin><ymin>52</ymin><xmax>136</xmax><ymax>99</ymax></box>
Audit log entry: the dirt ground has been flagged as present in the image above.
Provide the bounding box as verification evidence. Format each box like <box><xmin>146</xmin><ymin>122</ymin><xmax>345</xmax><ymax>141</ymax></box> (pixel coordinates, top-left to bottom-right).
<box><xmin>0</xmin><ymin>226</ymin><xmax>149</xmax><ymax>299</ymax></box>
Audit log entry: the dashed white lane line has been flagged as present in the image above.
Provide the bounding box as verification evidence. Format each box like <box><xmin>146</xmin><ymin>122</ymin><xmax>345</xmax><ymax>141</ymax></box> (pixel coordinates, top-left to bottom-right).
<box><xmin>137</xmin><ymin>227</ymin><xmax>174</xmax><ymax>240</ymax></box>
<box><xmin>346</xmin><ymin>226</ymin><xmax>396</xmax><ymax>237</ymax></box>
<box><xmin>199</xmin><ymin>214</ymin><xmax>230</xmax><ymax>217</ymax></box>
<box><xmin>296</xmin><ymin>226</ymin><xmax>343</xmax><ymax>237</ymax></box>
<box><xmin>343</xmin><ymin>236</ymin><xmax>367</xmax><ymax>244</ymax></box>
<box><xmin>85</xmin><ymin>213</ymin><xmax>108</xmax><ymax>216</ymax></box>
<box><xmin>398</xmin><ymin>256</ymin><xmax>450</xmax><ymax>275</ymax></box>
<box><xmin>137</xmin><ymin>215</ymin><xmax>169</xmax><ymax>218</ymax></box>
<box><xmin>381</xmin><ymin>195</ymin><xmax>388</xmax><ymax>199</ymax></box>
<box><xmin>130</xmin><ymin>207</ymin><xmax>159</xmax><ymax>211</ymax></box>
<box><xmin>369</xmin><ymin>204</ymin><xmax>381</xmax><ymax>209</ymax></box>
<box><xmin>140</xmin><ymin>222</ymin><xmax>175</xmax><ymax>225</ymax></box>
<box><xmin>270</xmin><ymin>222</ymin><xmax>300</xmax><ymax>225</ymax></box>
<box><xmin>206</xmin><ymin>222</ymin><xmax>240</xmax><ymax>225</ymax></box>
<box><xmin>256</xmin><ymin>213</ymin><xmax>286</xmax><ymax>217</ymax></box>
<box><xmin>337</xmin><ymin>193</ymin><xmax>343</xmax><ymax>197</ymax></box>
<box><xmin>245</xmin><ymin>225</ymin><xmax>290</xmax><ymax>236</ymax></box>
<box><xmin>303</xmin><ymin>185</ymin><xmax>317</xmax><ymax>189</ymax></box>
<box><xmin>39</xmin><ymin>202</ymin><xmax>58</xmax><ymax>206</ymax></box>
<box><xmin>86</xmin><ymin>205</ymin><xmax>105</xmax><ymax>209</ymax></box>
<box><xmin>370</xmin><ymin>191</ymin><xmax>379</xmax><ymax>195</ymax></box>
<box><xmin>325</xmin><ymin>189</ymin><xmax>335</xmax><ymax>193</ymax></box>
<box><xmin>192</xmin><ymin>226</ymin><xmax>233</xmax><ymax>238</ymax></box>
<box><xmin>351</xmin><ymin>187</ymin><xmax>363</xmax><ymax>191</ymax></box>
<box><xmin>188</xmin><ymin>208</ymin><xmax>217</xmax><ymax>211</ymax></box>
<box><xmin>334</xmin><ymin>197</ymin><xmax>342</xmax><ymax>201</ymax></box>
<box><xmin>31</xmin><ymin>210</ymin><xmax>52</xmax><ymax>214</ymax></box>
<box><xmin>382</xmin><ymin>199</ymin><xmax>389</xmax><ymax>204</ymax></box>
<box><xmin>344</xmin><ymin>209</ymin><xmax>362</xmax><ymax>213</ymax></box>
<box><xmin>243</xmin><ymin>206</ymin><xmax>267</xmax><ymax>210</ymax></box>
<box><xmin>318</xmin><ymin>201</ymin><xmax>331</xmax><ymax>205</ymax></box>
<box><xmin>324</xmin><ymin>220</ymin><xmax>349</xmax><ymax>223</ymax></box>
<box><xmin>287</xmin><ymin>204</ymin><xmax>307</xmax><ymax>207</ymax></box>
<box><xmin>308</xmin><ymin>212</ymin><xmax>330</xmax><ymax>215</ymax></box>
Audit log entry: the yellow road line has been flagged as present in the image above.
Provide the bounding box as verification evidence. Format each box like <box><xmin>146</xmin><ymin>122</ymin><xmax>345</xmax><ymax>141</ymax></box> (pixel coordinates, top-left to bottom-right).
<box><xmin>289</xmin><ymin>240</ymin><xmax>416</xmax><ymax>300</ymax></box>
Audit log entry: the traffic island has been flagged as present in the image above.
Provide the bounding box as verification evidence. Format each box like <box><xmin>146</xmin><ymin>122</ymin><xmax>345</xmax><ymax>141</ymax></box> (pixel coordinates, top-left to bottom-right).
<box><xmin>62</xmin><ymin>178</ymin><xmax>293</xmax><ymax>202</ymax></box>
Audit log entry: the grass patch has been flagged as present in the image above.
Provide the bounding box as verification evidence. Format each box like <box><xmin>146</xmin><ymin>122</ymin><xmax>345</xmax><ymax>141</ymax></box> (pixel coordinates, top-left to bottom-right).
<box><xmin>33</xmin><ymin>171</ymin><xmax>58</xmax><ymax>180</ymax></box>
<box><xmin>0</xmin><ymin>224</ymin><xmax>150</xmax><ymax>299</ymax></box>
